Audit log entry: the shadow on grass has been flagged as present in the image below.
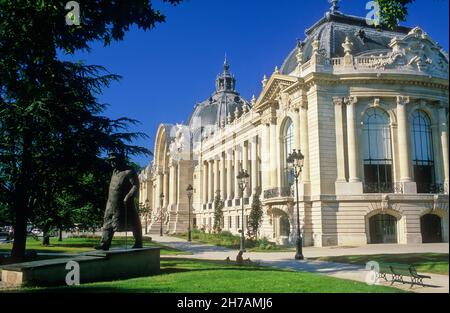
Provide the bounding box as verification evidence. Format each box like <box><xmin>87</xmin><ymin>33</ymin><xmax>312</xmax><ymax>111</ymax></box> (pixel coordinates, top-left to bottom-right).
<box><xmin>309</xmin><ymin>253</ymin><xmax>449</xmax><ymax>275</ymax></box>
<box><xmin>17</xmin><ymin>257</ymin><xmax>292</xmax><ymax>293</ymax></box>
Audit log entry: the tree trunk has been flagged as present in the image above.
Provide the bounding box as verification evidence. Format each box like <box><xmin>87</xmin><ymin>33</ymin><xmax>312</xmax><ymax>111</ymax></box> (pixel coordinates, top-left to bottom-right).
<box><xmin>58</xmin><ymin>227</ymin><xmax>63</xmax><ymax>241</ymax></box>
<box><xmin>42</xmin><ymin>224</ymin><xmax>50</xmax><ymax>246</ymax></box>
<box><xmin>11</xmin><ymin>198</ymin><xmax>27</xmax><ymax>262</ymax></box>
<box><xmin>11</xmin><ymin>127</ymin><xmax>33</xmax><ymax>262</ymax></box>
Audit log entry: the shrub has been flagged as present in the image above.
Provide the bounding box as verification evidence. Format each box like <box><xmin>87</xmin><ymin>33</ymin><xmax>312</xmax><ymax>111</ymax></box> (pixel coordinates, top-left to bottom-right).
<box><xmin>219</xmin><ymin>231</ymin><xmax>234</xmax><ymax>237</ymax></box>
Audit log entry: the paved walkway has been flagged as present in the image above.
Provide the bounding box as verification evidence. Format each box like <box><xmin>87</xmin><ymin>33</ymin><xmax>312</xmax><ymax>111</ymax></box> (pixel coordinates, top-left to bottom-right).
<box><xmin>148</xmin><ymin>235</ymin><xmax>449</xmax><ymax>293</ymax></box>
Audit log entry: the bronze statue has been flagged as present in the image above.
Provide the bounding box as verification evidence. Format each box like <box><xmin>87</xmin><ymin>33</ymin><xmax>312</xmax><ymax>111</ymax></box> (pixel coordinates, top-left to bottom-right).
<box><xmin>95</xmin><ymin>153</ymin><xmax>143</xmax><ymax>250</ymax></box>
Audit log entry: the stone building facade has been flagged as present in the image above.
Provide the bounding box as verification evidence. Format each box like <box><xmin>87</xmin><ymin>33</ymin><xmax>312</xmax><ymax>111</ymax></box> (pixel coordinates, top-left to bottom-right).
<box><xmin>139</xmin><ymin>8</ymin><xmax>449</xmax><ymax>246</ymax></box>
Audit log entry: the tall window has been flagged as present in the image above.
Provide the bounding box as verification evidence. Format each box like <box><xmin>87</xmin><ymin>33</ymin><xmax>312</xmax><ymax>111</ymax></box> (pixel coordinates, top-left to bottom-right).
<box><xmin>411</xmin><ymin>110</ymin><xmax>435</xmax><ymax>193</ymax></box>
<box><xmin>283</xmin><ymin>118</ymin><xmax>295</xmax><ymax>187</ymax></box>
<box><xmin>363</xmin><ymin>108</ymin><xmax>393</xmax><ymax>193</ymax></box>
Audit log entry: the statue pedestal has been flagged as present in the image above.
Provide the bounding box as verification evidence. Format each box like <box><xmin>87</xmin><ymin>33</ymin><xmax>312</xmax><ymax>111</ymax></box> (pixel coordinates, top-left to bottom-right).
<box><xmin>0</xmin><ymin>247</ymin><xmax>160</xmax><ymax>287</ymax></box>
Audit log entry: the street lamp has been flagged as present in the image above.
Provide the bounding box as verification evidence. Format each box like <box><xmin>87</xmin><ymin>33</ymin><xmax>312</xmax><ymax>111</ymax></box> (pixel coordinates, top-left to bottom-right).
<box><xmin>145</xmin><ymin>199</ymin><xmax>149</xmax><ymax>234</ymax></box>
<box><xmin>287</xmin><ymin>149</ymin><xmax>305</xmax><ymax>260</ymax></box>
<box><xmin>236</xmin><ymin>169</ymin><xmax>250</xmax><ymax>257</ymax></box>
<box><xmin>159</xmin><ymin>193</ymin><xmax>165</xmax><ymax>237</ymax></box>
<box><xmin>186</xmin><ymin>184</ymin><xmax>194</xmax><ymax>242</ymax></box>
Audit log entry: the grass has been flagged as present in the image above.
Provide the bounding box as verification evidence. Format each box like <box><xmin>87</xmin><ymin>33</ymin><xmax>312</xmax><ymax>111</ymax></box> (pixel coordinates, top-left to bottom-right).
<box><xmin>19</xmin><ymin>258</ymin><xmax>405</xmax><ymax>293</ymax></box>
<box><xmin>174</xmin><ymin>230</ymin><xmax>295</xmax><ymax>252</ymax></box>
<box><xmin>0</xmin><ymin>236</ymin><xmax>190</xmax><ymax>257</ymax></box>
<box><xmin>309</xmin><ymin>253</ymin><xmax>449</xmax><ymax>275</ymax></box>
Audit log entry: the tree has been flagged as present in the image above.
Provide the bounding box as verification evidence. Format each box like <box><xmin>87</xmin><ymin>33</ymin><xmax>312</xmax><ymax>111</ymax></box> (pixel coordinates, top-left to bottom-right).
<box><xmin>375</xmin><ymin>0</ymin><xmax>415</xmax><ymax>29</ymax></box>
<box><xmin>248</xmin><ymin>192</ymin><xmax>263</xmax><ymax>241</ymax></box>
<box><xmin>0</xmin><ymin>1</ymin><xmax>183</xmax><ymax>260</ymax></box>
<box><xmin>213</xmin><ymin>191</ymin><xmax>224</xmax><ymax>233</ymax></box>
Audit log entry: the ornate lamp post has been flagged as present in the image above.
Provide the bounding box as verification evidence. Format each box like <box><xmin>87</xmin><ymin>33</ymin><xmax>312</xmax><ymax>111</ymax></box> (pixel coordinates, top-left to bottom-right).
<box><xmin>236</xmin><ymin>169</ymin><xmax>250</xmax><ymax>256</ymax></box>
<box><xmin>287</xmin><ymin>149</ymin><xmax>305</xmax><ymax>260</ymax></box>
<box><xmin>186</xmin><ymin>184</ymin><xmax>194</xmax><ymax>242</ymax></box>
<box><xmin>159</xmin><ymin>193</ymin><xmax>164</xmax><ymax>237</ymax></box>
<box><xmin>144</xmin><ymin>199</ymin><xmax>149</xmax><ymax>234</ymax></box>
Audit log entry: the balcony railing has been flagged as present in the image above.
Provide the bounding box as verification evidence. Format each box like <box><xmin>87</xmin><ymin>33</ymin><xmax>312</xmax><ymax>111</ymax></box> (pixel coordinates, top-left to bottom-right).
<box><xmin>263</xmin><ymin>187</ymin><xmax>294</xmax><ymax>199</ymax></box>
<box><xmin>363</xmin><ymin>182</ymin><xmax>403</xmax><ymax>194</ymax></box>
<box><xmin>280</xmin><ymin>187</ymin><xmax>294</xmax><ymax>197</ymax></box>
<box><xmin>264</xmin><ymin>188</ymin><xmax>279</xmax><ymax>199</ymax></box>
<box><xmin>416</xmin><ymin>182</ymin><xmax>449</xmax><ymax>194</ymax></box>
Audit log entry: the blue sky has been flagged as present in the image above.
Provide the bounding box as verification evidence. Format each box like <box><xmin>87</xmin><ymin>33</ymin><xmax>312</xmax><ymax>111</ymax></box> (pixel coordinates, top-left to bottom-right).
<box><xmin>63</xmin><ymin>0</ymin><xmax>449</xmax><ymax>167</ymax></box>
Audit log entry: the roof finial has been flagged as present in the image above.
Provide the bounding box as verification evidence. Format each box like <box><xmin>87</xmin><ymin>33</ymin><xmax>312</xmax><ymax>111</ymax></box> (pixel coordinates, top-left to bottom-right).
<box><xmin>262</xmin><ymin>74</ymin><xmax>268</xmax><ymax>88</ymax></box>
<box><xmin>224</xmin><ymin>53</ymin><xmax>229</xmax><ymax>73</ymax></box>
<box><xmin>329</xmin><ymin>0</ymin><xmax>340</xmax><ymax>13</ymax></box>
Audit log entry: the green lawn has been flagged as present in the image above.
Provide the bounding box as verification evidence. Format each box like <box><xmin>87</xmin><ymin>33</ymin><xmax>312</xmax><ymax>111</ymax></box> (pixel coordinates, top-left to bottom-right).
<box><xmin>174</xmin><ymin>230</ymin><xmax>295</xmax><ymax>252</ymax></box>
<box><xmin>309</xmin><ymin>253</ymin><xmax>449</xmax><ymax>275</ymax></box>
<box><xmin>0</xmin><ymin>236</ymin><xmax>189</xmax><ymax>256</ymax></box>
<box><xmin>21</xmin><ymin>258</ymin><xmax>404</xmax><ymax>293</ymax></box>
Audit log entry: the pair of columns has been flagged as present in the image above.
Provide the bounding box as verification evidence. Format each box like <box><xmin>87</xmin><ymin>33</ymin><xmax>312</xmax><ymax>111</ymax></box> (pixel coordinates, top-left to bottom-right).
<box><xmin>334</xmin><ymin>96</ymin><xmax>360</xmax><ymax>183</ymax></box>
<box><xmin>154</xmin><ymin>171</ymin><xmax>168</xmax><ymax>208</ymax></box>
<box><xmin>261</xmin><ymin>115</ymin><xmax>279</xmax><ymax>189</ymax></box>
<box><xmin>261</xmin><ymin>104</ymin><xmax>310</xmax><ymax>191</ymax></box>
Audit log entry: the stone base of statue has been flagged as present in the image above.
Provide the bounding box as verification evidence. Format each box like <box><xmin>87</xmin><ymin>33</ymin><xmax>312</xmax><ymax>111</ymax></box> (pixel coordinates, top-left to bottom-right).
<box><xmin>0</xmin><ymin>247</ymin><xmax>160</xmax><ymax>287</ymax></box>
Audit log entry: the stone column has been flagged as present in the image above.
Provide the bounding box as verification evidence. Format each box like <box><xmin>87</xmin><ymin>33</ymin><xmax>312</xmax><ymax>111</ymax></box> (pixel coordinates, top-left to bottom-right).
<box><xmin>397</xmin><ymin>96</ymin><xmax>412</xmax><ymax>182</ymax></box>
<box><xmin>202</xmin><ymin>162</ymin><xmax>208</xmax><ymax>204</ymax></box>
<box><xmin>300</xmin><ymin>101</ymin><xmax>310</xmax><ymax>183</ymax></box>
<box><xmin>168</xmin><ymin>162</ymin><xmax>177</xmax><ymax>207</ymax></box>
<box><xmin>270</xmin><ymin>120</ymin><xmax>278</xmax><ymax>188</ymax></box>
<box><xmin>334</xmin><ymin>97</ymin><xmax>346</xmax><ymax>183</ymax></box>
<box><xmin>226</xmin><ymin>149</ymin><xmax>233</xmax><ymax>200</ymax></box>
<box><xmin>153</xmin><ymin>184</ymin><xmax>157</xmax><ymax>211</ymax></box>
<box><xmin>439</xmin><ymin>105</ymin><xmax>449</xmax><ymax>186</ymax></box>
<box><xmin>220</xmin><ymin>152</ymin><xmax>227</xmax><ymax>200</ymax></box>
<box><xmin>234</xmin><ymin>147</ymin><xmax>240</xmax><ymax>199</ymax></box>
<box><xmin>242</xmin><ymin>141</ymin><xmax>250</xmax><ymax>197</ymax></box>
<box><xmin>261</xmin><ymin>121</ymin><xmax>271</xmax><ymax>191</ymax></box>
<box><xmin>345</xmin><ymin>96</ymin><xmax>360</xmax><ymax>182</ymax></box>
<box><xmin>293</xmin><ymin>109</ymin><xmax>301</xmax><ymax>150</ymax></box>
<box><xmin>163</xmin><ymin>170</ymin><xmax>169</xmax><ymax>207</ymax></box>
<box><xmin>251</xmin><ymin>136</ymin><xmax>259</xmax><ymax>196</ymax></box>
<box><xmin>208</xmin><ymin>160</ymin><xmax>214</xmax><ymax>203</ymax></box>
<box><xmin>214</xmin><ymin>158</ymin><xmax>220</xmax><ymax>197</ymax></box>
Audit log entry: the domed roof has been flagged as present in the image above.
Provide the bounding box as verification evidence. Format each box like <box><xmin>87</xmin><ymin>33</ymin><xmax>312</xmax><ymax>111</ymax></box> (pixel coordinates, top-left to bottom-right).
<box><xmin>281</xmin><ymin>12</ymin><xmax>412</xmax><ymax>75</ymax></box>
<box><xmin>188</xmin><ymin>58</ymin><xmax>249</xmax><ymax>129</ymax></box>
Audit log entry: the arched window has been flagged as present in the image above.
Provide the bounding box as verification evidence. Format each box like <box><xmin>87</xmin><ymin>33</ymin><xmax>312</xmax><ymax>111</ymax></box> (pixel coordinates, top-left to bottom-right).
<box><xmin>411</xmin><ymin>110</ymin><xmax>435</xmax><ymax>193</ymax></box>
<box><xmin>283</xmin><ymin>118</ymin><xmax>295</xmax><ymax>187</ymax></box>
<box><xmin>363</xmin><ymin>108</ymin><xmax>393</xmax><ymax>193</ymax></box>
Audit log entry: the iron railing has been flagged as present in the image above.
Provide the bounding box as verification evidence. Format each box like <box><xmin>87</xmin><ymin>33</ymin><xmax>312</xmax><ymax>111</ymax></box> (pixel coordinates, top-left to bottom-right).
<box><xmin>281</xmin><ymin>187</ymin><xmax>294</xmax><ymax>197</ymax></box>
<box><xmin>263</xmin><ymin>187</ymin><xmax>294</xmax><ymax>199</ymax></box>
<box><xmin>263</xmin><ymin>188</ymin><xmax>279</xmax><ymax>199</ymax></box>
<box><xmin>363</xmin><ymin>182</ymin><xmax>403</xmax><ymax>194</ymax></box>
<box><xmin>416</xmin><ymin>182</ymin><xmax>448</xmax><ymax>194</ymax></box>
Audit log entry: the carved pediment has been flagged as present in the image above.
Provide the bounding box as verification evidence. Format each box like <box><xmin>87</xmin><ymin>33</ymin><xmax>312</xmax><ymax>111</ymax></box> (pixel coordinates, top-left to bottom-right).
<box><xmin>382</xmin><ymin>27</ymin><xmax>449</xmax><ymax>77</ymax></box>
<box><xmin>255</xmin><ymin>74</ymin><xmax>298</xmax><ymax>110</ymax></box>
